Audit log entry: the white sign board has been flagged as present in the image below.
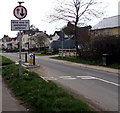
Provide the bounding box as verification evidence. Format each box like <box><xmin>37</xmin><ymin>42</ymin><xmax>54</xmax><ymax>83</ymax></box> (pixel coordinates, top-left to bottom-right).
<box><xmin>11</xmin><ymin>20</ymin><xmax>30</xmax><ymax>31</ymax></box>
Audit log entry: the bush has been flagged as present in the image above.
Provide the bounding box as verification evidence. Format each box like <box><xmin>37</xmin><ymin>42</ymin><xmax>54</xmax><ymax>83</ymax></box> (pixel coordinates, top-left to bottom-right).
<box><xmin>40</xmin><ymin>51</ymin><xmax>46</xmax><ymax>54</ymax></box>
<box><xmin>82</xmin><ymin>35</ymin><xmax>120</xmax><ymax>62</ymax></box>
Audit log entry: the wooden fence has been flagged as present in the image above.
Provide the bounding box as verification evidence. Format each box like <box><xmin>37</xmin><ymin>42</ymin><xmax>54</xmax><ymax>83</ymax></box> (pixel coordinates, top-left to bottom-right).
<box><xmin>59</xmin><ymin>49</ymin><xmax>76</xmax><ymax>57</ymax></box>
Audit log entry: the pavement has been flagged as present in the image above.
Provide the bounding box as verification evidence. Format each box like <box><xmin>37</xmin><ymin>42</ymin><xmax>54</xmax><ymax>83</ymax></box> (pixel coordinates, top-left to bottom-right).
<box><xmin>1</xmin><ymin>70</ymin><xmax>27</xmax><ymax>112</ymax></box>
<box><xmin>2</xmin><ymin>81</ymin><xmax>27</xmax><ymax>112</ymax></box>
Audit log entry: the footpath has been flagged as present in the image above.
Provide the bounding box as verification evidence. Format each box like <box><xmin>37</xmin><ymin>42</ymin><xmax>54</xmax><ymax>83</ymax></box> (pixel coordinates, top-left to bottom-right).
<box><xmin>2</xmin><ymin>81</ymin><xmax>27</xmax><ymax>112</ymax></box>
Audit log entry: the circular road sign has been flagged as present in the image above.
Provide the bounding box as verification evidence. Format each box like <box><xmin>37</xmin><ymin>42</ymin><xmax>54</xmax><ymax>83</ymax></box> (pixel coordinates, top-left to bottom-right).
<box><xmin>13</xmin><ymin>6</ymin><xmax>27</xmax><ymax>20</ymax></box>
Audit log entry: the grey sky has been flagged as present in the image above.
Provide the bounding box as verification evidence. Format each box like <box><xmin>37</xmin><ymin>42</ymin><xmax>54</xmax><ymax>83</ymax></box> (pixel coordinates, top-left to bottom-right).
<box><xmin>0</xmin><ymin>0</ymin><xmax>119</xmax><ymax>38</ymax></box>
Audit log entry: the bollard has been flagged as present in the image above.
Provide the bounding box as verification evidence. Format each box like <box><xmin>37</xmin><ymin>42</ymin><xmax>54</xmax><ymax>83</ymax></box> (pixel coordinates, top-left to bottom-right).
<box><xmin>29</xmin><ymin>53</ymin><xmax>33</xmax><ymax>64</ymax></box>
<box><xmin>33</xmin><ymin>53</ymin><xmax>35</xmax><ymax>65</ymax></box>
<box><xmin>25</xmin><ymin>53</ymin><xmax>27</xmax><ymax>62</ymax></box>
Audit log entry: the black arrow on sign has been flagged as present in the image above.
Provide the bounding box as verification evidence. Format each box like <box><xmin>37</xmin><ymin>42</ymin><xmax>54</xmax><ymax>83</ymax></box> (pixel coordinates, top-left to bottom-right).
<box><xmin>20</xmin><ymin>8</ymin><xmax>25</xmax><ymax>16</ymax></box>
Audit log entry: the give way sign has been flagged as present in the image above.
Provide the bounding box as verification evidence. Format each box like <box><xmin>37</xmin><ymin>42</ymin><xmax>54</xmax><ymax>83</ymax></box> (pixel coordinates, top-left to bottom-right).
<box><xmin>13</xmin><ymin>6</ymin><xmax>27</xmax><ymax>20</ymax></box>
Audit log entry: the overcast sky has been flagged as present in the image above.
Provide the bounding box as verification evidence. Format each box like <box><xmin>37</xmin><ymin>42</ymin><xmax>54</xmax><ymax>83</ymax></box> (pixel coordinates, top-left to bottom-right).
<box><xmin>0</xmin><ymin>0</ymin><xmax>119</xmax><ymax>38</ymax></box>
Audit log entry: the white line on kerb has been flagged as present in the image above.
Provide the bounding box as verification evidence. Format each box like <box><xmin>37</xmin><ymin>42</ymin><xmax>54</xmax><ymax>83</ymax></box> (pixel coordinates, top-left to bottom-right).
<box><xmin>77</xmin><ymin>76</ymin><xmax>120</xmax><ymax>86</ymax></box>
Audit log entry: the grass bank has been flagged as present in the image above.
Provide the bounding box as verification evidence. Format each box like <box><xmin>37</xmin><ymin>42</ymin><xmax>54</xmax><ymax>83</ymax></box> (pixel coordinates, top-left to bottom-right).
<box><xmin>51</xmin><ymin>56</ymin><xmax>120</xmax><ymax>69</ymax></box>
<box><xmin>0</xmin><ymin>55</ymin><xmax>14</xmax><ymax>66</ymax></box>
<box><xmin>51</xmin><ymin>56</ymin><xmax>100</xmax><ymax>65</ymax></box>
<box><xmin>2</xmin><ymin>56</ymin><xmax>92</xmax><ymax>113</ymax></box>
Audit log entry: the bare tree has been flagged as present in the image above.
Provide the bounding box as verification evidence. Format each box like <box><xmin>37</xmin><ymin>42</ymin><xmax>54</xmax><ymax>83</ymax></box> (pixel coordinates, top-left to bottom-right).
<box><xmin>48</xmin><ymin>0</ymin><xmax>104</xmax><ymax>58</ymax></box>
<box><xmin>31</xmin><ymin>32</ymin><xmax>48</xmax><ymax>51</ymax></box>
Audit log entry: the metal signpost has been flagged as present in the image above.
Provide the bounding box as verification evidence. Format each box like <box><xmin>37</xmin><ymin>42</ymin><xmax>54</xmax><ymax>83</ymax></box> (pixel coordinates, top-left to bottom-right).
<box><xmin>11</xmin><ymin>1</ymin><xmax>29</xmax><ymax>76</ymax></box>
<box><xmin>59</xmin><ymin>31</ymin><xmax>65</xmax><ymax>58</ymax></box>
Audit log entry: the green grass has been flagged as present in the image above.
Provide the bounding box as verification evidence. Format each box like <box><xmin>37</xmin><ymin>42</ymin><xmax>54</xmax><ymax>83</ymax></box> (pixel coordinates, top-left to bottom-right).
<box><xmin>51</xmin><ymin>56</ymin><xmax>100</xmax><ymax>65</ymax></box>
<box><xmin>36</xmin><ymin>53</ymin><xmax>57</xmax><ymax>56</ymax></box>
<box><xmin>0</xmin><ymin>55</ymin><xmax>14</xmax><ymax>66</ymax></box>
<box><xmin>2</xmin><ymin>56</ymin><xmax>92</xmax><ymax>113</ymax></box>
<box><xmin>108</xmin><ymin>63</ymin><xmax>120</xmax><ymax>69</ymax></box>
<box><xmin>36</xmin><ymin>53</ymin><xmax>51</xmax><ymax>56</ymax></box>
<box><xmin>51</xmin><ymin>56</ymin><xmax>120</xmax><ymax>69</ymax></box>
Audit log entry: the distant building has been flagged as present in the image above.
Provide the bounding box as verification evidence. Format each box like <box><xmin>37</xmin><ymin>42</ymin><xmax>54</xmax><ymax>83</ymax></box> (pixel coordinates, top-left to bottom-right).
<box><xmin>49</xmin><ymin>31</ymin><xmax>76</xmax><ymax>51</ymax></box>
<box><xmin>91</xmin><ymin>15</ymin><xmax>120</xmax><ymax>37</ymax></box>
<box><xmin>22</xmin><ymin>30</ymin><xmax>50</xmax><ymax>51</ymax></box>
<box><xmin>0</xmin><ymin>35</ymin><xmax>18</xmax><ymax>50</ymax></box>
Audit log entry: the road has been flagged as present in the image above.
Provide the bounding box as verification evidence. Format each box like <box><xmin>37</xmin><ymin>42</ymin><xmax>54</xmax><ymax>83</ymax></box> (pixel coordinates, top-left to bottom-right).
<box><xmin>1</xmin><ymin>53</ymin><xmax>119</xmax><ymax>112</ymax></box>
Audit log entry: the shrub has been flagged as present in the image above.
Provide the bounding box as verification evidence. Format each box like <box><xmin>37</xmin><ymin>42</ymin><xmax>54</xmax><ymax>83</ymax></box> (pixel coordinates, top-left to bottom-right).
<box><xmin>40</xmin><ymin>51</ymin><xmax>46</xmax><ymax>54</ymax></box>
<box><xmin>82</xmin><ymin>35</ymin><xmax>120</xmax><ymax>62</ymax></box>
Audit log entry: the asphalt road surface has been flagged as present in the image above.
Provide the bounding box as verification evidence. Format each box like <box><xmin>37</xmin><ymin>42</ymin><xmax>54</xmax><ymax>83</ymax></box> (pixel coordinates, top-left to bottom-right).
<box><xmin>1</xmin><ymin>53</ymin><xmax>119</xmax><ymax>112</ymax></box>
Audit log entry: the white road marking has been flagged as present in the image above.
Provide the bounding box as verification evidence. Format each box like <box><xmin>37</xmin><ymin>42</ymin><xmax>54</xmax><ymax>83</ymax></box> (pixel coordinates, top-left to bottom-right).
<box><xmin>77</xmin><ymin>76</ymin><xmax>120</xmax><ymax>86</ymax></box>
<box><xmin>59</xmin><ymin>76</ymin><xmax>71</xmax><ymax>78</ymax></box>
<box><xmin>59</xmin><ymin>76</ymin><xmax>76</xmax><ymax>80</ymax></box>
<box><xmin>41</xmin><ymin>76</ymin><xmax>57</xmax><ymax>81</ymax></box>
<box><xmin>40</xmin><ymin>76</ymin><xmax>48</xmax><ymax>82</ymax></box>
<box><xmin>41</xmin><ymin>75</ymin><xmax>119</xmax><ymax>86</ymax></box>
<box><xmin>77</xmin><ymin>76</ymin><xmax>96</xmax><ymax>79</ymax></box>
<box><xmin>62</xmin><ymin>78</ymin><xmax>76</xmax><ymax>80</ymax></box>
<box><xmin>95</xmin><ymin>78</ymin><xmax>120</xmax><ymax>86</ymax></box>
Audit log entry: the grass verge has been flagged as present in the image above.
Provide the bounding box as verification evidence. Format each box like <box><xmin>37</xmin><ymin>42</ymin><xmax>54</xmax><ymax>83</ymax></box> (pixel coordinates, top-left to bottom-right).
<box><xmin>51</xmin><ymin>56</ymin><xmax>100</xmax><ymax>65</ymax></box>
<box><xmin>2</xmin><ymin>56</ymin><xmax>92</xmax><ymax>113</ymax></box>
<box><xmin>0</xmin><ymin>55</ymin><xmax>14</xmax><ymax>66</ymax></box>
<box><xmin>51</xmin><ymin>56</ymin><xmax>120</xmax><ymax>69</ymax></box>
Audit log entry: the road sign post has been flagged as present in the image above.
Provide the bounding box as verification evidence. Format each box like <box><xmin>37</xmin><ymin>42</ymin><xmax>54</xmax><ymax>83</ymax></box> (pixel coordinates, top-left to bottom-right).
<box><xmin>12</xmin><ymin>2</ymin><xmax>28</xmax><ymax>76</ymax></box>
<box><xmin>18</xmin><ymin>31</ymin><xmax>22</xmax><ymax>76</ymax></box>
<box><xmin>59</xmin><ymin>31</ymin><xmax>65</xmax><ymax>58</ymax></box>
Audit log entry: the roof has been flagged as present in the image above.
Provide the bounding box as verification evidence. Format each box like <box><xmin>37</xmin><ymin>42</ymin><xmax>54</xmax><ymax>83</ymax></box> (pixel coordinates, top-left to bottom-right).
<box><xmin>92</xmin><ymin>15</ymin><xmax>120</xmax><ymax>30</ymax></box>
<box><xmin>2</xmin><ymin>36</ymin><xmax>12</xmax><ymax>42</ymax></box>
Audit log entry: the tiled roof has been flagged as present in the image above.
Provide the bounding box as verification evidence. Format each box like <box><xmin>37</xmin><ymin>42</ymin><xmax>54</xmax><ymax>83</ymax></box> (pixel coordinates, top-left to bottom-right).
<box><xmin>92</xmin><ymin>15</ymin><xmax>120</xmax><ymax>30</ymax></box>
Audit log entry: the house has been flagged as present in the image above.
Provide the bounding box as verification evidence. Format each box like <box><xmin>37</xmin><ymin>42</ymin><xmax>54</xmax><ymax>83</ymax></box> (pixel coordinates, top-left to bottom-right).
<box><xmin>22</xmin><ymin>30</ymin><xmax>50</xmax><ymax>51</ymax></box>
<box><xmin>0</xmin><ymin>35</ymin><xmax>18</xmax><ymax>50</ymax></box>
<box><xmin>22</xmin><ymin>33</ymin><xmax>29</xmax><ymax>50</ymax></box>
<box><xmin>0</xmin><ymin>35</ymin><xmax>12</xmax><ymax>50</ymax></box>
<box><xmin>49</xmin><ymin>31</ymin><xmax>76</xmax><ymax>51</ymax></box>
<box><xmin>91</xmin><ymin>15</ymin><xmax>120</xmax><ymax>37</ymax></box>
<box><xmin>0</xmin><ymin>39</ymin><xmax>4</xmax><ymax>50</ymax></box>
<box><xmin>11</xmin><ymin>37</ymin><xmax>19</xmax><ymax>49</ymax></box>
<box><xmin>22</xmin><ymin>30</ymin><xmax>38</xmax><ymax>51</ymax></box>
<box><xmin>0</xmin><ymin>35</ymin><xmax>19</xmax><ymax>50</ymax></box>
<box><xmin>50</xmin><ymin>31</ymin><xmax>60</xmax><ymax>43</ymax></box>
